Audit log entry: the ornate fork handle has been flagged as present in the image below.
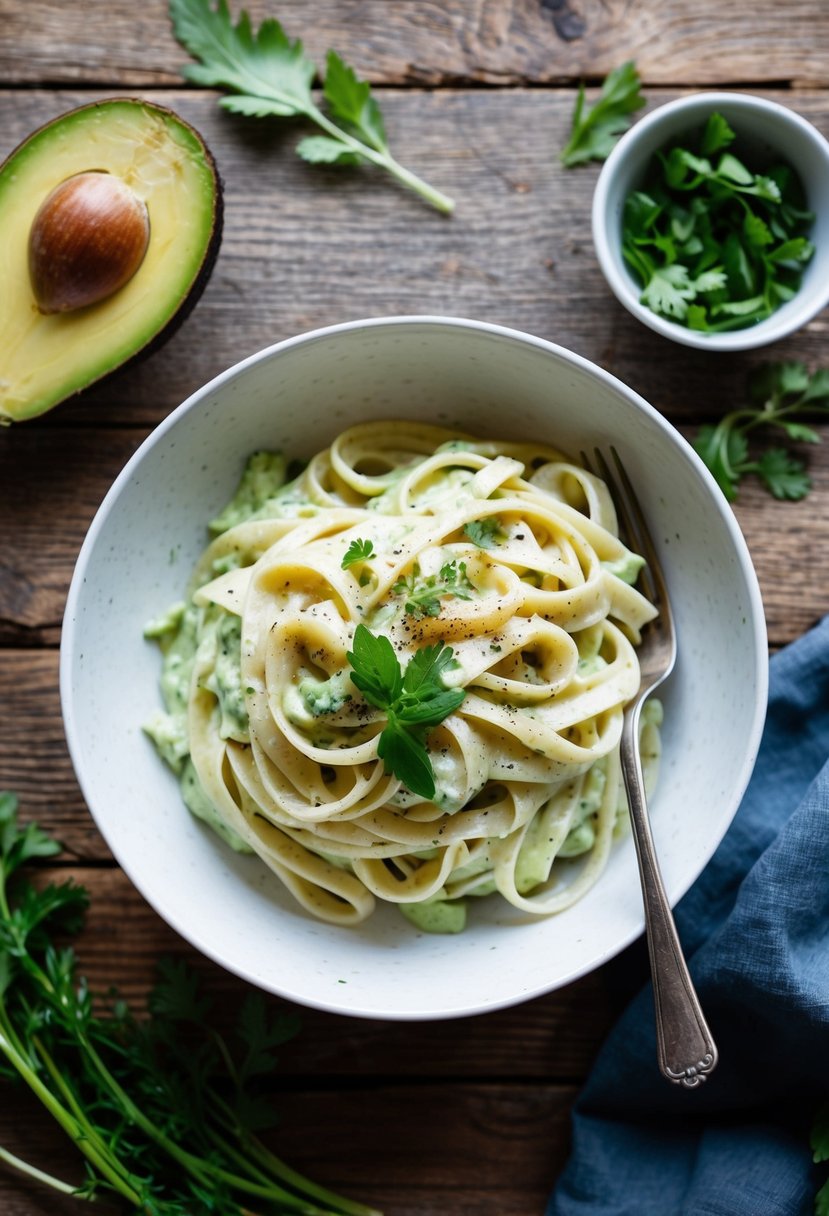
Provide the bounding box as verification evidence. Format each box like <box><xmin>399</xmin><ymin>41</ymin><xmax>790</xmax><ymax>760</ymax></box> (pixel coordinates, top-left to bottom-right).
<box><xmin>621</xmin><ymin>708</ymin><xmax>718</xmax><ymax>1088</ymax></box>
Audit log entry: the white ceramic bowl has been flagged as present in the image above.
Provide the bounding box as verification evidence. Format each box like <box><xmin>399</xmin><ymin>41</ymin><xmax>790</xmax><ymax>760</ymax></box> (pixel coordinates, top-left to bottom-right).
<box><xmin>61</xmin><ymin>317</ymin><xmax>768</xmax><ymax>1020</ymax></box>
<box><xmin>592</xmin><ymin>93</ymin><xmax>829</xmax><ymax>351</ymax></box>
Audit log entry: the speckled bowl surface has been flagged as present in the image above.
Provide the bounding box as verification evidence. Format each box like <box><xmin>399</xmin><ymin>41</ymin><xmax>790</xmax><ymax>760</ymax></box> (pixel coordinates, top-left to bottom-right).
<box><xmin>61</xmin><ymin>316</ymin><xmax>768</xmax><ymax>1019</ymax></box>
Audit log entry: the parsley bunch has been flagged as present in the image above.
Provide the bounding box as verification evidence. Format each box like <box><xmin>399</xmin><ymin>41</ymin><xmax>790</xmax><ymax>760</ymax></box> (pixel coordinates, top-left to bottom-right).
<box><xmin>560</xmin><ymin>61</ymin><xmax>645</xmax><ymax>167</ymax></box>
<box><xmin>347</xmin><ymin>626</ymin><xmax>465</xmax><ymax>799</ymax></box>
<box><xmin>694</xmin><ymin>361</ymin><xmax>829</xmax><ymax>501</ymax></box>
<box><xmin>623</xmin><ymin>112</ymin><xmax>814</xmax><ymax>331</ymax></box>
<box><xmin>0</xmin><ymin>791</ymin><xmax>379</xmax><ymax>1215</ymax></box>
<box><xmin>169</xmin><ymin>0</ymin><xmax>454</xmax><ymax>214</ymax></box>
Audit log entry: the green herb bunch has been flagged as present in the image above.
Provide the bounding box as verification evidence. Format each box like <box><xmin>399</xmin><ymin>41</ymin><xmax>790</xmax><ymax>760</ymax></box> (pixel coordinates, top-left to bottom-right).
<box><xmin>392</xmin><ymin>560</ymin><xmax>474</xmax><ymax>620</ymax></box>
<box><xmin>0</xmin><ymin>792</ymin><xmax>379</xmax><ymax>1216</ymax></box>
<box><xmin>622</xmin><ymin>112</ymin><xmax>814</xmax><ymax>331</ymax></box>
<box><xmin>169</xmin><ymin>0</ymin><xmax>453</xmax><ymax>214</ymax></box>
<box><xmin>694</xmin><ymin>361</ymin><xmax>829</xmax><ymax>500</ymax></box>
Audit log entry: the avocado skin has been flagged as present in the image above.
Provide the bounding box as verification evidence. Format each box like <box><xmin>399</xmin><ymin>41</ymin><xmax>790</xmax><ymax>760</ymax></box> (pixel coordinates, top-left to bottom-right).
<box><xmin>0</xmin><ymin>98</ymin><xmax>224</xmax><ymax>423</ymax></box>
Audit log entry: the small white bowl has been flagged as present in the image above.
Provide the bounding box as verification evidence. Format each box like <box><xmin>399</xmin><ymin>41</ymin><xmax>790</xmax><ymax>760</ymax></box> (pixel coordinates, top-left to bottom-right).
<box><xmin>592</xmin><ymin>92</ymin><xmax>829</xmax><ymax>351</ymax></box>
<box><xmin>61</xmin><ymin>317</ymin><xmax>767</xmax><ymax>1020</ymax></box>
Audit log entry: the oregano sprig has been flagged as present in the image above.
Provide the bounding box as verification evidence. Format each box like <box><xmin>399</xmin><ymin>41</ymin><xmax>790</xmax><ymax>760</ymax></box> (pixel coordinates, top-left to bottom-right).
<box><xmin>169</xmin><ymin>0</ymin><xmax>454</xmax><ymax>213</ymax></box>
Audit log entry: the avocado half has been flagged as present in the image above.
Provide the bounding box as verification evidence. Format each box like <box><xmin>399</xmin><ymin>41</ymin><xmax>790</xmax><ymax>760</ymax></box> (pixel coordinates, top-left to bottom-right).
<box><xmin>0</xmin><ymin>98</ymin><xmax>223</xmax><ymax>422</ymax></box>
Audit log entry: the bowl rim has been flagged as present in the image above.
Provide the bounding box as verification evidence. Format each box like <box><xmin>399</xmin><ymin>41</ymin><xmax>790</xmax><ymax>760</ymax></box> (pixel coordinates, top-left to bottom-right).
<box><xmin>60</xmin><ymin>315</ymin><xmax>769</xmax><ymax>1018</ymax></box>
<box><xmin>591</xmin><ymin>91</ymin><xmax>829</xmax><ymax>352</ymax></box>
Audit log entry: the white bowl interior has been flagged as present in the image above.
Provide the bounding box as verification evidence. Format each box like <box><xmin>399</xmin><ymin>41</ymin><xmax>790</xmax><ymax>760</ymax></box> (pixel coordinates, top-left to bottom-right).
<box><xmin>592</xmin><ymin>93</ymin><xmax>829</xmax><ymax>350</ymax></box>
<box><xmin>61</xmin><ymin>317</ymin><xmax>767</xmax><ymax>1019</ymax></box>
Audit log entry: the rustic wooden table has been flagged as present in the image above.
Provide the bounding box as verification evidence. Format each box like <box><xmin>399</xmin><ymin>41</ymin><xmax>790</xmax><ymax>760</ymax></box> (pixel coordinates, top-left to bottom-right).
<box><xmin>2</xmin><ymin>3</ymin><xmax>828</xmax><ymax>1214</ymax></box>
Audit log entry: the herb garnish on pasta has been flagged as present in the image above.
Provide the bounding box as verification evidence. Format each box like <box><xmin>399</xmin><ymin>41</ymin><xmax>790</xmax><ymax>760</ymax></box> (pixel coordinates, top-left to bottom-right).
<box><xmin>144</xmin><ymin>422</ymin><xmax>661</xmax><ymax>933</ymax></box>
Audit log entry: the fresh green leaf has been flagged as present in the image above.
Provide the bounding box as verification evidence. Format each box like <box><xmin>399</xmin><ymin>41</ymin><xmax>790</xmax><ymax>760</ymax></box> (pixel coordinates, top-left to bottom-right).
<box><xmin>393</xmin><ymin>560</ymin><xmax>474</xmax><ymax>619</ymax></box>
<box><xmin>754</xmin><ymin>448</ymin><xmax>811</xmax><ymax>500</ymax></box>
<box><xmin>347</xmin><ymin>626</ymin><xmax>402</xmax><ymax>708</ymax></box>
<box><xmin>296</xmin><ymin>135</ymin><xmax>362</xmax><ymax>165</ymax></box>
<box><xmin>560</xmin><ymin>61</ymin><xmax>645</xmax><ymax>167</ymax></box>
<box><xmin>347</xmin><ymin>626</ymin><xmax>466</xmax><ymax>797</ymax></box>
<box><xmin>377</xmin><ymin>719</ymin><xmax>437</xmax><ymax>800</ymax></box>
<box><xmin>341</xmin><ymin>538</ymin><xmax>376</xmax><ymax>568</ymax></box>
<box><xmin>640</xmin><ymin>264</ymin><xmax>697</xmax><ymax>319</ymax></box>
<box><xmin>701</xmin><ymin>111</ymin><xmax>735</xmax><ymax>156</ymax></box>
<box><xmin>694</xmin><ymin>363</ymin><xmax>829</xmax><ymax>501</ymax></box>
<box><xmin>463</xmin><ymin>518</ymin><xmax>504</xmax><ymax>548</ymax></box>
<box><xmin>169</xmin><ymin>0</ymin><xmax>454</xmax><ymax>213</ymax></box>
<box><xmin>323</xmin><ymin>50</ymin><xmax>388</xmax><ymax>151</ymax></box>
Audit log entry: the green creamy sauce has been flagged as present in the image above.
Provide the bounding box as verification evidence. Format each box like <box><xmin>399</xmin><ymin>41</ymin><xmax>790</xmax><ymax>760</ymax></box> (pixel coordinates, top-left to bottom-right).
<box><xmin>145</xmin><ymin>448</ymin><xmax>665</xmax><ymax>935</ymax></box>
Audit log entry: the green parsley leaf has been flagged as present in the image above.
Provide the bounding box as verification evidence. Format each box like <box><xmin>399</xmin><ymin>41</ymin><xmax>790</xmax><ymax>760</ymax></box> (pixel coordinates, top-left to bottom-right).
<box><xmin>341</xmin><ymin>537</ymin><xmax>376</xmax><ymax>568</ymax></box>
<box><xmin>694</xmin><ymin>362</ymin><xmax>829</xmax><ymax>501</ymax></box>
<box><xmin>347</xmin><ymin>625</ymin><xmax>466</xmax><ymax>798</ymax></box>
<box><xmin>169</xmin><ymin>0</ymin><xmax>454</xmax><ymax>213</ymax></box>
<box><xmin>347</xmin><ymin>626</ymin><xmax>402</xmax><ymax>707</ymax></box>
<box><xmin>754</xmin><ymin>448</ymin><xmax>810</xmax><ymax>500</ymax></box>
<box><xmin>560</xmin><ymin>61</ymin><xmax>645</xmax><ymax>167</ymax></box>
<box><xmin>700</xmin><ymin>111</ymin><xmax>735</xmax><ymax>156</ymax></box>
<box><xmin>463</xmin><ymin>518</ymin><xmax>504</xmax><ymax>549</ymax></box>
<box><xmin>393</xmin><ymin>560</ymin><xmax>474</xmax><ymax>619</ymax></box>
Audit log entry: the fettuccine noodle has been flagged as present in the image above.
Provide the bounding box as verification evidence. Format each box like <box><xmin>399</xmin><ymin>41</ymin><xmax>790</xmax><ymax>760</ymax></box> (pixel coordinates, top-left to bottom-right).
<box><xmin>144</xmin><ymin>421</ymin><xmax>661</xmax><ymax>932</ymax></box>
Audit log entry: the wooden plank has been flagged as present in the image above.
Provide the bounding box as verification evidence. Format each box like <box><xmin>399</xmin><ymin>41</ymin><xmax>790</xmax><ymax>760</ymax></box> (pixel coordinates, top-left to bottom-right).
<box><xmin>2</xmin><ymin>426</ymin><xmax>826</xmax><ymax>648</ymax></box>
<box><xmin>0</xmin><ymin>860</ymin><xmax>624</xmax><ymax>1076</ymax></box>
<box><xmin>3</xmin><ymin>90</ymin><xmax>829</xmax><ymax>434</ymax></box>
<box><xmin>2</xmin><ymin>0</ymin><xmax>828</xmax><ymax>87</ymax></box>
<box><xmin>0</xmin><ymin>1077</ymin><xmax>576</xmax><ymax>1216</ymax></box>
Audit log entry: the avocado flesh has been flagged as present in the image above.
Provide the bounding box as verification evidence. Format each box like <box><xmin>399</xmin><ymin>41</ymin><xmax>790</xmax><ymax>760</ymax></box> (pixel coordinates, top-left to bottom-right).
<box><xmin>0</xmin><ymin>99</ymin><xmax>221</xmax><ymax>422</ymax></box>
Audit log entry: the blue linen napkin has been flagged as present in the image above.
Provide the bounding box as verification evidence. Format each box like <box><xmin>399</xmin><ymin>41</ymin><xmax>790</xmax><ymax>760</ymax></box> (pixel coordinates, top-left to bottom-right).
<box><xmin>547</xmin><ymin>614</ymin><xmax>829</xmax><ymax>1216</ymax></box>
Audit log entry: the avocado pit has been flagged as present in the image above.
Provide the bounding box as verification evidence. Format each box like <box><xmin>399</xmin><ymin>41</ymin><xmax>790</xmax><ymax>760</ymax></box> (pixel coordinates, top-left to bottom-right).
<box><xmin>29</xmin><ymin>171</ymin><xmax>150</xmax><ymax>314</ymax></box>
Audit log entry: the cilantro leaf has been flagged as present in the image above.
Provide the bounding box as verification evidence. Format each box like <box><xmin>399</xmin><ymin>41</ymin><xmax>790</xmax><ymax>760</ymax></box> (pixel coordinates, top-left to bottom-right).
<box><xmin>169</xmin><ymin>0</ymin><xmax>454</xmax><ymax>213</ymax></box>
<box><xmin>347</xmin><ymin>625</ymin><xmax>466</xmax><ymax>798</ymax></box>
<box><xmin>560</xmin><ymin>61</ymin><xmax>645</xmax><ymax>167</ymax></box>
<box><xmin>341</xmin><ymin>538</ymin><xmax>375</xmax><ymax>568</ymax></box>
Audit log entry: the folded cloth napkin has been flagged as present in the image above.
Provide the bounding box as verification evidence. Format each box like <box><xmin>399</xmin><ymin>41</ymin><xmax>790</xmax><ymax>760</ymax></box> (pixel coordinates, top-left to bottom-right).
<box><xmin>547</xmin><ymin>614</ymin><xmax>829</xmax><ymax>1216</ymax></box>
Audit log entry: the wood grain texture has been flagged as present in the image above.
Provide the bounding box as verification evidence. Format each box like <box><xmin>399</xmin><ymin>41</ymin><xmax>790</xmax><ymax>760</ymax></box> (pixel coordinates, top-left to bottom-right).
<box><xmin>3</xmin><ymin>90</ymin><xmax>829</xmax><ymax>435</ymax></box>
<box><xmin>2</xmin><ymin>426</ymin><xmax>826</xmax><ymax>651</ymax></box>
<box><xmin>2</xmin><ymin>0</ymin><xmax>828</xmax><ymax>87</ymax></box>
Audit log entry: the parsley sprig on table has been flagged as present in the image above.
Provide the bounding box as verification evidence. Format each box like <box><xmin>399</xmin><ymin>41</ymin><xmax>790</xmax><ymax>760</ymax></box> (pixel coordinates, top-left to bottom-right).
<box><xmin>694</xmin><ymin>362</ymin><xmax>829</xmax><ymax>501</ymax></box>
<box><xmin>169</xmin><ymin>0</ymin><xmax>454</xmax><ymax>214</ymax></box>
<box><xmin>560</xmin><ymin>61</ymin><xmax>645</xmax><ymax>167</ymax></box>
<box><xmin>347</xmin><ymin>625</ymin><xmax>465</xmax><ymax>799</ymax></box>
<box><xmin>622</xmin><ymin>112</ymin><xmax>814</xmax><ymax>331</ymax></box>
<box><xmin>0</xmin><ymin>791</ymin><xmax>379</xmax><ymax>1216</ymax></box>
<box><xmin>392</xmin><ymin>560</ymin><xmax>474</xmax><ymax>619</ymax></box>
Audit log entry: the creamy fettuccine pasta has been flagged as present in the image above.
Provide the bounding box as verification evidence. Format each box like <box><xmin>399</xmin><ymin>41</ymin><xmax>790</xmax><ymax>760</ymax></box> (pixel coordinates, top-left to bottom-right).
<box><xmin>144</xmin><ymin>421</ymin><xmax>662</xmax><ymax>933</ymax></box>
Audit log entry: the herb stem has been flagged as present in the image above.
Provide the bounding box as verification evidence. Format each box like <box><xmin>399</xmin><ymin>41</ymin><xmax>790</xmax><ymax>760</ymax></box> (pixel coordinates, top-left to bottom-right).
<box><xmin>306</xmin><ymin>103</ymin><xmax>455</xmax><ymax>214</ymax></box>
<box><xmin>0</xmin><ymin>1145</ymin><xmax>78</xmax><ymax>1197</ymax></box>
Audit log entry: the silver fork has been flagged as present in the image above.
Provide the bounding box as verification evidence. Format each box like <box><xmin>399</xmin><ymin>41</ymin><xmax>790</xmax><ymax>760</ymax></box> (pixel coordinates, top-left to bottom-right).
<box><xmin>583</xmin><ymin>446</ymin><xmax>718</xmax><ymax>1089</ymax></box>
